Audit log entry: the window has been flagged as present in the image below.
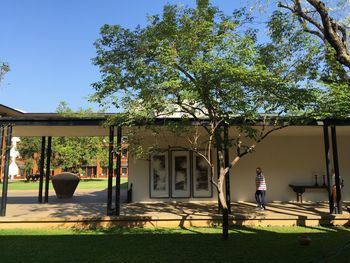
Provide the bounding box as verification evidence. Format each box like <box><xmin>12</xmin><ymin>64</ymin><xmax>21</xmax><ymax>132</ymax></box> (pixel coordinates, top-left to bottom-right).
<box><xmin>86</xmin><ymin>166</ymin><xmax>97</xmax><ymax>178</ymax></box>
<box><xmin>101</xmin><ymin>167</ymin><xmax>108</xmax><ymax>176</ymax></box>
<box><xmin>122</xmin><ymin>148</ymin><xmax>128</xmax><ymax>157</ymax></box>
<box><xmin>122</xmin><ymin>167</ymin><xmax>127</xmax><ymax>176</ymax></box>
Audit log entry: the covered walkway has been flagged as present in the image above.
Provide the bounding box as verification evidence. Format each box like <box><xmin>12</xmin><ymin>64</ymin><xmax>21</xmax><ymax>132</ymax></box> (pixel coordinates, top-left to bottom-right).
<box><xmin>1</xmin><ymin>189</ymin><xmax>349</xmax><ymax>229</ymax></box>
<box><xmin>0</xmin><ymin>105</ymin><xmax>124</xmax><ymax>217</ymax></box>
<box><xmin>1</xmin><ymin>104</ymin><xmax>350</xmax><ymax>223</ymax></box>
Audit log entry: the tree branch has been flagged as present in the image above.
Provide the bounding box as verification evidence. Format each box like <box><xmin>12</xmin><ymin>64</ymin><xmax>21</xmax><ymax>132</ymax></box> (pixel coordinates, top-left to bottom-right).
<box><xmin>258</xmin><ymin>124</ymin><xmax>289</xmax><ymax>143</ymax></box>
<box><xmin>235</xmin><ymin>123</ymin><xmax>289</xmax><ymax>161</ymax></box>
<box><xmin>279</xmin><ymin>0</ymin><xmax>350</xmax><ymax>68</ymax></box>
<box><xmin>174</xmin><ymin>63</ymin><xmax>197</xmax><ymax>83</ymax></box>
<box><xmin>278</xmin><ymin>1</ymin><xmax>324</xmax><ymax>33</ymax></box>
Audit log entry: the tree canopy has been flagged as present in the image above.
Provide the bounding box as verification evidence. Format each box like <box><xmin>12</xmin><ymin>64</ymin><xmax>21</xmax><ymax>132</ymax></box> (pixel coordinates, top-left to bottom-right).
<box><xmin>92</xmin><ymin>0</ymin><xmax>325</xmax><ymax>238</ymax></box>
<box><xmin>92</xmin><ymin>1</ymin><xmax>319</xmax><ymax>122</ymax></box>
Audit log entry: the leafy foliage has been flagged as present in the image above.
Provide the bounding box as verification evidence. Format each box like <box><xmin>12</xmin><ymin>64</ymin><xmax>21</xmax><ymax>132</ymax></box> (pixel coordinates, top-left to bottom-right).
<box><xmin>92</xmin><ymin>0</ymin><xmax>324</xmax><ymax>238</ymax></box>
<box><xmin>269</xmin><ymin>3</ymin><xmax>350</xmax><ymax>118</ymax></box>
<box><xmin>278</xmin><ymin>0</ymin><xmax>350</xmax><ymax>83</ymax></box>
<box><xmin>92</xmin><ymin>0</ymin><xmax>319</xmax><ymax>155</ymax></box>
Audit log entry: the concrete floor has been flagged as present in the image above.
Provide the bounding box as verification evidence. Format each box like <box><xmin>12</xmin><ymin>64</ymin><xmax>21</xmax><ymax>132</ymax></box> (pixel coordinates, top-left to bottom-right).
<box><xmin>3</xmin><ymin>189</ymin><xmax>123</xmax><ymax>218</ymax></box>
<box><xmin>1</xmin><ymin>189</ymin><xmax>349</xmax><ymax>228</ymax></box>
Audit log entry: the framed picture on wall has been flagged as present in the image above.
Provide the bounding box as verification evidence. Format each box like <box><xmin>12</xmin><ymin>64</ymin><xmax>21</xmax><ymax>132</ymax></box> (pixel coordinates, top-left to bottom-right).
<box><xmin>171</xmin><ymin>151</ymin><xmax>191</xmax><ymax>198</ymax></box>
<box><xmin>193</xmin><ymin>153</ymin><xmax>212</xmax><ymax>197</ymax></box>
<box><xmin>150</xmin><ymin>152</ymin><xmax>169</xmax><ymax>198</ymax></box>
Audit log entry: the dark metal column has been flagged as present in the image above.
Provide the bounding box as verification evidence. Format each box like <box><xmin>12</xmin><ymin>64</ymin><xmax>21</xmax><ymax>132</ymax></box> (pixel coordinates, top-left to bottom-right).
<box><xmin>115</xmin><ymin>126</ymin><xmax>122</xmax><ymax>216</ymax></box>
<box><xmin>331</xmin><ymin>126</ymin><xmax>342</xmax><ymax>214</ymax></box>
<box><xmin>107</xmin><ymin>126</ymin><xmax>114</xmax><ymax>215</ymax></box>
<box><xmin>38</xmin><ymin>137</ymin><xmax>46</xmax><ymax>203</ymax></box>
<box><xmin>0</xmin><ymin>126</ymin><xmax>4</xmax><ymax>184</ymax></box>
<box><xmin>224</xmin><ymin>125</ymin><xmax>231</xmax><ymax>214</ymax></box>
<box><xmin>322</xmin><ymin>126</ymin><xmax>334</xmax><ymax>213</ymax></box>
<box><xmin>216</xmin><ymin>149</ymin><xmax>222</xmax><ymax>214</ymax></box>
<box><xmin>44</xmin><ymin>136</ymin><xmax>52</xmax><ymax>203</ymax></box>
<box><xmin>0</xmin><ymin>125</ymin><xmax>12</xmax><ymax>216</ymax></box>
<box><xmin>215</xmin><ymin>127</ymin><xmax>223</xmax><ymax>214</ymax></box>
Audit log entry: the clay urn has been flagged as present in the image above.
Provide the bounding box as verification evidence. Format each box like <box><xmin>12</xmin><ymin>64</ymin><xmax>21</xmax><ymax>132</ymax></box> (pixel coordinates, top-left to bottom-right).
<box><xmin>52</xmin><ymin>172</ymin><xmax>80</xmax><ymax>199</ymax></box>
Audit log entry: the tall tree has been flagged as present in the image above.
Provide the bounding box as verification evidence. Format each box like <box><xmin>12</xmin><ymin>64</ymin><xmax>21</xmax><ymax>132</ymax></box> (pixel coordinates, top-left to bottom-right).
<box><xmin>92</xmin><ymin>0</ymin><xmax>320</xmax><ymax>238</ymax></box>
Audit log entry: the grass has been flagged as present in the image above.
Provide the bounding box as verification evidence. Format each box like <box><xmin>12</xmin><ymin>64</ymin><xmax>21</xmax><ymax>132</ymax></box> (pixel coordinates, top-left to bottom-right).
<box><xmin>1</xmin><ymin>178</ymin><xmax>128</xmax><ymax>191</ymax></box>
<box><xmin>0</xmin><ymin>226</ymin><xmax>348</xmax><ymax>263</ymax></box>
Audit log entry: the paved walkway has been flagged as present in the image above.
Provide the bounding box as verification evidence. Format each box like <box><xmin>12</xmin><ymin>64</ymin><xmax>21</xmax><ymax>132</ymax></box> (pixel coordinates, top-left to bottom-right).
<box><xmin>4</xmin><ymin>189</ymin><xmax>126</xmax><ymax>218</ymax></box>
<box><xmin>1</xmin><ymin>189</ymin><xmax>349</xmax><ymax>228</ymax></box>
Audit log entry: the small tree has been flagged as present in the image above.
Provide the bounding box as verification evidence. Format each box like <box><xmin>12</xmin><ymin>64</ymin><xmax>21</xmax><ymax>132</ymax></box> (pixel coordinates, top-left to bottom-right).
<box><xmin>0</xmin><ymin>61</ymin><xmax>9</xmax><ymax>84</ymax></box>
<box><xmin>92</xmin><ymin>0</ymin><xmax>320</xmax><ymax>238</ymax></box>
<box><xmin>23</xmin><ymin>158</ymin><xmax>34</xmax><ymax>178</ymax></box>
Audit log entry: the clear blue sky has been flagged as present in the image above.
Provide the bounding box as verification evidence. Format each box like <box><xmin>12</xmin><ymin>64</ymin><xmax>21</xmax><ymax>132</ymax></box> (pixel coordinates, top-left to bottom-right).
<box><xmin>0</xmin><ymin>0</ymin><xmax>267</xmax><ymax>113</ymax></box>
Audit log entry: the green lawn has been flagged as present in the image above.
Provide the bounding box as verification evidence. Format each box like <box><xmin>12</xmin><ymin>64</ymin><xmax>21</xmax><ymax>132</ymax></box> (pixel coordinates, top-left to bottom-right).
<box><xmin>0</xmin><ymin>226</ymin><xmax>348</xmax><ymax>263</ymax></box>
<box><xmin>1</xmin><ymin>178</ymin><xmax>128</xmax><ymax>191</ymax></box>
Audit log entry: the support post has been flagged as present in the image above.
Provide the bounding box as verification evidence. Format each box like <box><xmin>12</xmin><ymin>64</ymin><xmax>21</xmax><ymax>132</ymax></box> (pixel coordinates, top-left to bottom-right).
<box><xmin>115</xmin><ymin>126</ymin><xmax>122</xmax><ymax>216</ymax></box>
<box><xmin>107</xmin><ymin>126</ymin><xmax>114</xmax><ymax>215</ymax></box>
<box><xmin>215</xmin><ymin>127</ymin><xmax>224</xmax><ymax>214</ymax></box>
<box><xmin>216</xmin><ymin>149</ymin><xmax>222</xmax><ymax>214</ymax></box>
<box><xmin>44</xmin><ymin>136</ymin><xmax>52</xmax><ymax>203</ymax></box>
<box><xmin>0</xmin><ymin>126</ymin><xmax>4</xmax><ymax>183</ymax></box>
<box><xmin>331</xmin><ymin>126</ymin><xmax>342</xmax><ymax>214</ymax></box>
<box><xmin>1</xmin><ymin>125</ymin><xmax>12</xmax><ymax>216</ymax></box>
<box><xmin>224</xmin><ymin>124</ymin><xmax>231</xmax><ymax>214</ymax></box>
<box><xmin>323</xmin><ymin>126</ymin><xmax>334</xmax><ymax>213</ymax></box>
<box><xmin>222</xmin><ymin>208</ymin><xmax>229</xmax><ymax>240</ymax></box>
<box><xmin>38</xmin><ymin>137</ymin><xmax>46</xmax><ymax>203</ymax></box>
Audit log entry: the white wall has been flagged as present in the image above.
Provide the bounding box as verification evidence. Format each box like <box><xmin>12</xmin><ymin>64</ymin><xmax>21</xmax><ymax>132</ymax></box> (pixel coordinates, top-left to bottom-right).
<box><xmin>129</xmin><ymin>153</ymin><xmax>217</xmax><ymax>202</ymax></box>
<box><xmin>336</xmin><ymin>128</ymin><xmax>350</xmax><ymax>202</ymax></box>
<box><xmin>230</xmin><ymin>134</ymin><xmax>325</xmax><ymax>202</ymax></box>
<box><xmin>129</xmin><ymin>157</ymin><xmax>151</xmax><ymax>202</ymax></box>
<box><xmin>129</xmin><ymin>126</ymin><xmax>350</xmax><ymax>202</ymax></box>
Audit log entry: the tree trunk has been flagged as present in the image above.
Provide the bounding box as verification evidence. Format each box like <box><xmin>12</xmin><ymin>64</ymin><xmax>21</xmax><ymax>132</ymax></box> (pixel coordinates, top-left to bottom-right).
<box><xmin>218</xmin><ymin>181</ymin><xmax>229</xmax><ymax>239</ymax></box>
<box><xmin>217</xmin><ymin>155</ymin><xmax>240</xmax><ymax>240</ymax></box>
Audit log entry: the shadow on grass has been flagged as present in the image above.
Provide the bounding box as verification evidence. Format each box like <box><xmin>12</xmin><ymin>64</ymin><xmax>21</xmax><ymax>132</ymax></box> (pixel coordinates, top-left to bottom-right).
<box><xmin>0</xmin><ymin>226</ymin><xmax>349</xmax><ymax>263</ymax></box>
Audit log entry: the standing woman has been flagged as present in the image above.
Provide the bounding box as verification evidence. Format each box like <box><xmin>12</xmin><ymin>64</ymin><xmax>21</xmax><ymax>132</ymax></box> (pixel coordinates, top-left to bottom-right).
<box><xmin>255</xmin><ymin>167</ymin><xmax>267</xmax><ymax>210</ymax></box>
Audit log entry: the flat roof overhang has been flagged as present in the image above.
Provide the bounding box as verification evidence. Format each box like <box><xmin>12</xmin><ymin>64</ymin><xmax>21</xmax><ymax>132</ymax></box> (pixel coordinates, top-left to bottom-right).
<box><xmin>1</xmin><ymin>115</ymin><xmax>350</xmax><ymax>137</ymax></box>
<box><xmin>0</xmin><ymin>117</ymin><xmax>110</xmax><ymax>137</ymax></box>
